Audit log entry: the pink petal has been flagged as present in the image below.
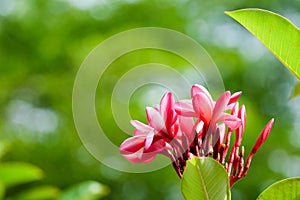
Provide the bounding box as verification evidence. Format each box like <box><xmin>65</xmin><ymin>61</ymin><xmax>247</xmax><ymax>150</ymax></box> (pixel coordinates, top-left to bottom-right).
<box><xmin>226</xmin><ymin>103</ymin><xmax>235</xmax><ymax>111</ymax></box>
<box><xmin>122</xmin><ymin>151</ymin><xmax>143</xmax><ymax>164</ymax></box>
<box><xmin>160</xmin><ymin>92</ymin><xmax>177</xmax><ymax>130</ymax></box>
<box><xmin>140</xmin><ymin>154</ymin><xmax>156</xmax><ymax>163</ymax></box>
<box><xmin>169</xmin><ymin>122</ymin><xmax>179</xmax><ymax>139</ymax></box>
<box><xmin>212</xmin><ymin>91</ymin><xmax>231</xmax><ymax>118</ymax></box>
<box><xmin>145</xmin><ymin>139</ymin><xmax>166</xmax><ymax>153</ymax></box>
<box><xmin>120</xmin><ymin>136</ymin><xmax>145</xmax><ymax>154</ymax></box>
<box><xmin>143</xmin><ymin>140</ymin><xmax>166</xmax><ymax>162</ymax></box>
<box><xmin>146</xmin><ymin>107</ymin><xmax>166</xmax><ymax>132</ymax></box>
<box><xmin>120</xmin><ymin>137</ymin><xmax>165</xmax><ymax>164</ymax></box>
<box><xmin>153</xmin><ymin>105</ymin><xmax>160</xmax><ymax>112</ymax></box>
<box><xmin>222</xmin><ymin>113</ymin><xmax>242</xmax><ymax>130</ymax></box>
<box><xmin>160</xmin><ymin>92</ymin><xmax>174</xmax><ymax>120</ymax></box>
<box><xmin>141</xmin><ymin>140</ymin><xmax>166</xmax><ymax>163</ymax></box>
<box><xmin>175</xmin><ymin>100</ymin><xmax>197</xmax><ymax>117</ymax></box>
<box><xmin>191</xmin><ymin>84</ymin><xmax>212</xmax><ymax>101</ymax></box>
<box><xmin>238</xmin><ymin>105</ymin><xmax>246</xmax><ymax>132</ymax></box>
<box><xmin>229</xmin><ymin>91</ymin><xmax>242</xmax><ymax>105</ymax></box>
<box><xmin>196</xmin><ymin>120</ymin><xmax>204</xmax><ymax>134</ymax></box>
<box><xmin>130</xmin><ymin>120</ymin><xmax>153</xmax><ymax>136</ymax></box>
<box><xmin>179</xmin><ymin>116</ymin><xmax>195</xmax><ymax>144</ymax></box>
<box><xmin>145</xmin><ymin>130</ymin><xmax>155</xmax><ymax>150</ymax></box>
<box><xmin>231</xmin><ymin>102</ymin><xmax>240</xmax><ymax>117</ymax></box>
<box><xmin>122</xmin><ymin>149</ymin><xmax>156</xmax><ymax>164</ymax></box>
<box><xmin>192</xmin><ymin>93</ymin><xmax>213</xmax><ymax>124</ymax></box>
<box><xmin>218</xmin><ymin>123</ymin><xmax>226</xmax><ymax>144</ymax></box>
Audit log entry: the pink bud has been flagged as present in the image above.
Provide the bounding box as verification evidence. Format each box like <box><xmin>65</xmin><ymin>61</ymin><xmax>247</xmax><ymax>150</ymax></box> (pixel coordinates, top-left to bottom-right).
<box><xmin>251</xmin><ymin>118</ymin><xmax>274</xmax><ymax>155</ymax></box>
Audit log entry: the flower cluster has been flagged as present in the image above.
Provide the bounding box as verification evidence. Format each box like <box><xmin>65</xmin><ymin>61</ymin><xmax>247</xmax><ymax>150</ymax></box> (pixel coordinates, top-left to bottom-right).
<box><xmin>120</xmin><ymin>84</ymin><xmax>274</xmax><ymax>186</ymax></box>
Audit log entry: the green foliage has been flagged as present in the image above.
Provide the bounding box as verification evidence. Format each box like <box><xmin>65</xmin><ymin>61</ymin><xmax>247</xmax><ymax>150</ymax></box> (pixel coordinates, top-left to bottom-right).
<box><xmin>225</xmin><ymin>8</ymin><xmax>300</xmax><ymax>79</ymax></box>
<box><xmin>0</xmin><ymin>183</ymin><xmax>4</xmax><ymax>200</ymax></box>
<box><xmin>58</xmin><ymin>180</ymin><xmax>110</xmax><ymax>200</ymax></box>
<box><xmin>0</xmin><ymin>1</ymin><xmax>298</xmax><ymax>199</ymax></box>
<box><xmin>181</xmin><ymin>157</ymin><xmax>230</xmax><ymax>200</ymax></box>
<box><xmin>0</xmin><ymin>143</ymin><xmax>109</xmax><ymax>200</ymax></box>
<box><xmin>0</xmin><ymin>162</ymin><xmax>43</xmax><ymax>187</ymax></box>
<box><xmin>291</xmin><ymin>82</ymin><xmax>300</xmax><ymax>99</ymax></box>
<box><xmin>9</xmin><ymin>186</ymin><xmax>61</xmax><ymax>200</ymax></box>
<box><xmin>0</xmin><ymin>142</ymin><xmax>9</xmax><ymax>160</ymax></box>
<box><xmin>257</xmin><ymin>177</ymin><xmax>300</xmax><ymax>199</ymax></box>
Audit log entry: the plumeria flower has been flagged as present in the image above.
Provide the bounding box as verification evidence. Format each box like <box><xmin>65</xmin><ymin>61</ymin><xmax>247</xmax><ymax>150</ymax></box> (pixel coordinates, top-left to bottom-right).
<box><xmin>119</xmin><ymin>120</ymin><xmax>167</xmax><ymax>163</ymax></box>
<box><xmin>174</xmin><ymin>85</ymin><xmax>242</xmax><ymax>156</ymax></box>
<box><xmin>120</xmin><ymin>92</ymin><xmax>193</xmax><ymax>164</ymax></box>
<box><xmin>175</xmin><ymin>84</ymin><xmax>242</xmax><ymax>130</ymax></box>
<box><xmin>120</xmin><ymin>84</ymin><xmax>274</xmax><ymax>186</ymax></box>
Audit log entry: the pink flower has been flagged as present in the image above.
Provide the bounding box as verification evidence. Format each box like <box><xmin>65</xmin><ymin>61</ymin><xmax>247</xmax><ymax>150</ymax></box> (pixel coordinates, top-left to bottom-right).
<box><xmin>119</xmin><ymin>120</ymin><xmax>167</xmax><ymax>163</ymax></box>
<box><xmin>120</xmin><ymin>92</ymin><xmax>193</xmax><ymax>164</ymax></box>
<box><xmin>174</xmin><ymin>85</ymin><xmax>242</xmax><ymax>156</ymax></box>
<box><xmin>175</xmin><ymin>84</ymin><xmax>242</xmax><ymax>131</ymax></box>
<box><xmin>120</xmin><ymin>84</ymin><xmax>274</xmax><ymax>186</ymax></box>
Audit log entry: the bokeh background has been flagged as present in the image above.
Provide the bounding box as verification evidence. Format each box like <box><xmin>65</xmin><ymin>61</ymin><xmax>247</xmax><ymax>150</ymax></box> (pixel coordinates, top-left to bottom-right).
<box><xmin>1</xmin><ymin>0</ymin><xmax>300</xmax><ymax>199</ymax></box>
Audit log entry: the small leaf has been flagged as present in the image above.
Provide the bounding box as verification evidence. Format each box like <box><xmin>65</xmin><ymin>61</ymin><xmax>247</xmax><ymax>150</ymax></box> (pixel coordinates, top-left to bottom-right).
<box><xmin>0</xmin><ymin>162</ymin><xmax>43</xmax><ymax>188</ymax></box>
<box><xmin>225</xmin><ymin>8</ymin><xmax>300</xmax><ymax>80</ymax></box>
<box><xmin>58</xmin><ymin>180</ymin><xmax>110</xmax><ymax>200</ymax></box>
<box><xmin>257</xmin><ymin>177</ymin><xmax>300</xmax><ymax>199</ymax></box>
<box><xmin>9</xmin><ymin>185</ymin><xmax>61</xmax><ymax>200</ymax></box>
<box><xmin>291</xmin><ymin>81</ymin><xmax>300</xmax><ymax>99</ymax></box>
<box><xmin>181</xmin><ymin>157</ymin><xmax>230</xmax><ymax>200</ymax></box>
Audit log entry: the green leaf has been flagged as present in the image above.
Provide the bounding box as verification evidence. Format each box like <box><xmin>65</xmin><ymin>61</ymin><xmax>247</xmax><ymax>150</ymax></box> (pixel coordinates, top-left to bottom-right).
<box><xmin>257</xmin><ymin>177</ymin><xmax>300</xmax><ymax>199</ymax></box>
<box><xmin>181</xmin><ymin>157</ymin><xmax>231</xmax><ymax>200</ymax></box>
<box><xmin>58</xmin><ymin>180</ymin><xmax>110</xmax><ymax>200</ymax></box>
<box><xmin>9</xmin><ymin>185</ymin><xmax>61</xmax><ymax>200</ymax></box>
<box><xmin>225</xmin><ymin>8</ymin><xmax>300</xmax><ymax>79</ymax></box>
<box><xmin>291</xmin><ymin>81</ymin><xmax>300</xmax><ymax>99</ymax></box>
<box><xmin>0</xmin><ymin>162</ymin><xmax>43</xmax><ymax>188</ymax></box>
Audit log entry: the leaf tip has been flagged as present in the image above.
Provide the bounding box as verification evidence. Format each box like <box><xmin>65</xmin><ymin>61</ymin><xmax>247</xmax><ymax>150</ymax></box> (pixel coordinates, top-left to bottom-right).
<box><xmin>224</xmin><ymin>11</ymin><xmax>231</xmax><ymax>16</ymax></box>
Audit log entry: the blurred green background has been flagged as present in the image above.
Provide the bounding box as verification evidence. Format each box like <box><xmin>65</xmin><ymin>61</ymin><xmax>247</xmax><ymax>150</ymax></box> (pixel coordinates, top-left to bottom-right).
<box><xmin>1</xmin><ymin>0</ymin><xmax>300</xmax><ymax>199</ymax></box>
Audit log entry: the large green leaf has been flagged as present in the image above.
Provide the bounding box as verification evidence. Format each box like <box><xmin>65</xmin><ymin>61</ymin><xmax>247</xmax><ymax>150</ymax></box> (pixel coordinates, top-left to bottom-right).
<box><xmin>9</xmin><ymin>185</ymin><xmax>61</xmax><ymax>200</ymax></box>
<box><xmin>257</xmin><ymin>177</ymin><xmax>300</xmax><ymax>199</ymax></box>
<box><xmin>58</xmin><ymin>180</ymin><xmax>110</xmax><ymax>200</ymax></box>
<box><xmin>181</xmin><ymin>157</ymin><xmax>230</xmax><ymax>200</ymax></box>
<box><xmin>225</xmin><ymin>8</ymin><xmax>300</xmax><ymax>79</ymax></box>
<box><xmin>0</xmin><ymin>162</ymin><xmax>43</xmax><ymax>188</ymax></box>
